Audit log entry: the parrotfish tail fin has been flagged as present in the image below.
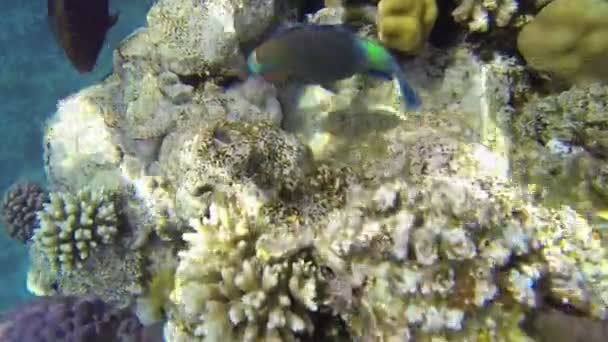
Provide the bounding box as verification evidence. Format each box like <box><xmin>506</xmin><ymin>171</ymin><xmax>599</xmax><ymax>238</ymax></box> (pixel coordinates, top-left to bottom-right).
<box><xmin>359</xmin><ymin>39</ymin><xmax>422</xmax><ymax>113</ymax></box>
<box><xmin>390</xmin><ymin>60</ymin><xmax>422</xmax><ymax>112</ymax></box>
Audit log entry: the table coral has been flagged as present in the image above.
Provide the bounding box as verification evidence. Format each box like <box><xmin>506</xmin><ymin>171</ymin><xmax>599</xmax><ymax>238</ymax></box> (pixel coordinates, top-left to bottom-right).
<box><xmin>377</xmin><ymin>0</ymin><xmax>437</xmax><ymax>53</ymax></box>
<box><xmin>517</xmin><ymin>0</ymin><xmax>608</xmax><ymax>83</ymax></box>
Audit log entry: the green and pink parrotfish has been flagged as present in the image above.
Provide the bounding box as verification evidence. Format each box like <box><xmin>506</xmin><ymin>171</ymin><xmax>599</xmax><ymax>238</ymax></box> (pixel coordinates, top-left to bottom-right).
<box><xmin>247</xmin><ymin>24</ymin><xmax>422</xmax><ymax>111</ymax></box>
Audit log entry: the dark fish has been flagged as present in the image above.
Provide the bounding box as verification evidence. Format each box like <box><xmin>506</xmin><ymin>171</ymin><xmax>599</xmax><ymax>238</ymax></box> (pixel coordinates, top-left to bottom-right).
<box><xmin>48</xmin><ymin>0</ymin><xmax>119</xmax><ymax>73</ymax></box>
<box><xmin>247</xmin><ymin>24</ymin><xmax>421</xmax><ymax>111</ymax></box>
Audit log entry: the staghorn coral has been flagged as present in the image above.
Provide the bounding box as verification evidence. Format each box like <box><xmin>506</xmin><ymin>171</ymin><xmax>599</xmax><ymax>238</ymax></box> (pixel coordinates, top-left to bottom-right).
<box><xmin>168</xmin><ymin>194</ymin><xmax>326</xmax><ymax>341</ymax></box>
<box><xmin>313</xmin><ymin>174</ymin><xmax>608</xmax><ymax>340</ymax></box>
<box><xmin>517</xmin><ymin>0</ymin><xmax>608</xmax><ymax>84</ymax></box>
<box><xmin>377</xmin><ymin>0</ymin><xmax>437</xmax><ymax>53</ymax></box>
<box><xmin>1</xmin><ymin>181</ymin><xmax>48</xmax><ymax>243</ymax></box>
<box><xmin>0</xmin><ymin>295</ymin><xmax>162</xmax><ymax>342</ymax></box>
<box><xmin>33</xmin><ymin>188</ymin><xmax>120</xmax><ymax>272</ymax></box>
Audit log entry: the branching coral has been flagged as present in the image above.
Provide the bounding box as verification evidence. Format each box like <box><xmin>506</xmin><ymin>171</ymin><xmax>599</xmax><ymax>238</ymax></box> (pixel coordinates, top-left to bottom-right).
<box><xmin>33</xmin><ymin>188</ymin><xmax>119</xmax><ymax>272</ymax></box>
<box><xmin>169</xmin><ymin>195</ymin><xmax>325</xmax><ymax>341</ymax></box>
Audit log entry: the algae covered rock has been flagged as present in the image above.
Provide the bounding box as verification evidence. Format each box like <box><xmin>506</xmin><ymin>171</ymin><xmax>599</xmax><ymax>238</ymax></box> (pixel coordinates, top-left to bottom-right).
<box><xmin>44</xmin><ymin>86</ymin><xmax>124</xmax><ymax>192</ymax></box>
<box><xmin>33</xmin><ymin>188</ymin><xmax>120</xmax><ymax>272</ymax></box>
<box><xmin>511</xmin><ymin>82</ymin><xmax>608</xmax><ymax>213</ymax></box>
<box><xmin>159</xmin><ymin>120</ymin><xmax>313</xmax><ymax>221</ymax></box>
<box><xmin>146</xmin><ymin>0</ymin><xmax>276</xmax><ymax>76</ymax></box>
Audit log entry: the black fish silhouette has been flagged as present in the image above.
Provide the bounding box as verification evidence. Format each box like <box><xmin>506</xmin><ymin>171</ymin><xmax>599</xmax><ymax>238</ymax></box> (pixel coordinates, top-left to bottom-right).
<box><xmin>48</xmin><ymin>0</ymin><xmax>119</xmax><ymax>73</ymax></box>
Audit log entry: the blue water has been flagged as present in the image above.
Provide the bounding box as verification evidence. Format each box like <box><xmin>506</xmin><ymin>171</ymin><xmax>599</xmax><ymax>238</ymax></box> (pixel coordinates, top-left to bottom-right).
<box><xmin>0</xmin><ymin>0</ymin><xmax>154</xmax><ymax>312</ymax></box>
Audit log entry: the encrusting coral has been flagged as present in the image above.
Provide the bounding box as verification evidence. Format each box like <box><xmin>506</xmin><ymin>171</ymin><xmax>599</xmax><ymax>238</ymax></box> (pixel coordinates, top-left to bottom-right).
<box><xmin>168</xmin><ymin>194</ymin><xmax>324</xmax><ymax>341</ymax></box>
<box><xmin>33</xmin><ymin>188</ymin><xmax>120</xmax><ymax>272</ymax></box>
<box><xmin>1</xmin><ymin>182</ymin><xmax>48</xmax><ymax>243</ymax></box>
<box><xmin>517</xmin><ymin>0</ymin><xmax>608</xmax><ymax>84</ymax></box>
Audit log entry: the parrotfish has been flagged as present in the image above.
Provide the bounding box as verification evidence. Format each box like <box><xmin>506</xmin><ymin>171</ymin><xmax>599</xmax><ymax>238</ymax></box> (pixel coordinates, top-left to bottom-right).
<box><xmin>247</xmin><ymin>24</ymin><xmax>421</xmax><ymax>111</ymax></box>
<box><xmin>48</xmin><ymin>0</ymin><xmax>119</xmax><ymax>73</ymax></box>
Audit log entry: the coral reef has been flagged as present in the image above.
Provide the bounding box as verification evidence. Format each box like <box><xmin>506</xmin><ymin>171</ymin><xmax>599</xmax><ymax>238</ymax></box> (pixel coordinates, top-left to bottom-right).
<box><xmin>26</xmin><ymin>0</ymin><xmax>608</xmax><ymax>341</ymax></box>
<box><xmin>0</xmin><ymin>295</ymin><xmax>162</xmax><ymax>342</ymax></box>
<box><xmin>33</xmin><ymin>188</ymin><xmax>120</xmax><ymax>272</ymax></box>
<box><xmin>517</xmin><ymin>0</ymin><xmax>608</xmax><ymax>84</ymax></box>
<box><xmin>1</xmin><ymin>182</ymin><xmax>48</xmax><ymax>243</ymax></box>
<box><xmin>377</xmin><ymin>0</ymin><xmax>437</xmax><ymax>53</ymax></box>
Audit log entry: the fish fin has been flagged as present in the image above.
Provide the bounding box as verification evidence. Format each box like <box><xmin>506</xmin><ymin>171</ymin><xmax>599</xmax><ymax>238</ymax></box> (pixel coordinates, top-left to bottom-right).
<box><xmin>108</xmin><ymin>11</ymin><xmax>120</xmax><ymax>28</ymax></box>
<box><xmin>358</xmin><ymin>39</ymin><xmax>422</xmax><ymax>112</ymax></box>
<box><xmin>392</xmin><ymin>63</ymin><xmax>422</xmax><ymax>112</ymax></box>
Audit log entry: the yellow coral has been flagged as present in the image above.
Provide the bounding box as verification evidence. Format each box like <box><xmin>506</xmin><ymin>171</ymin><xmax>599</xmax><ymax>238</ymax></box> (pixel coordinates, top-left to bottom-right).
<box><xmin>517</xmin><ymin>0</ymin><xmax>608</xmax><ymax>84</ymax></box>
<box><xmin>377</xmin><ymin>0</ymin><xmax>437</xmax><ymax>53</ymax></box>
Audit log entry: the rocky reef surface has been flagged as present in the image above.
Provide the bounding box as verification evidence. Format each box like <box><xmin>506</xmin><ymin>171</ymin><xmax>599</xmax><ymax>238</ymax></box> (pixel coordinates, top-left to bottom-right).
<box><xmin>3</xmin><ymin>0</ymin><xmax>608</xmax><ymax>341</ymax></box>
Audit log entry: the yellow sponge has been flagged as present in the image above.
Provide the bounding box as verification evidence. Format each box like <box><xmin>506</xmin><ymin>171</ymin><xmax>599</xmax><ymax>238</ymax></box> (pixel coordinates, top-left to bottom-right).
<box><xmin>377</xmin><ymin>0</ymin><xmax>437</xmax><ymax>54</ymax></box>
<box><xmin>517</xmin><ymin>0</ymin><xmax>608</xmax><ymax>83</ymax></box>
